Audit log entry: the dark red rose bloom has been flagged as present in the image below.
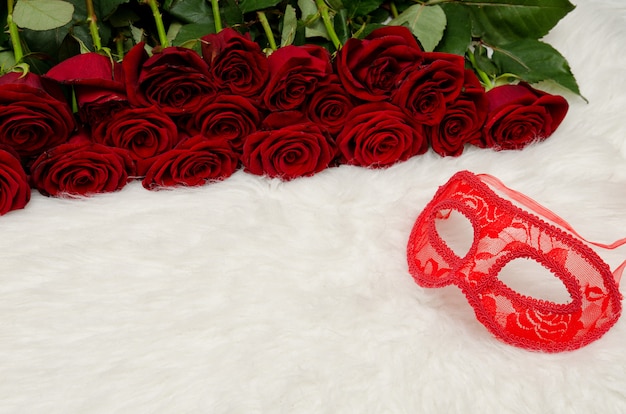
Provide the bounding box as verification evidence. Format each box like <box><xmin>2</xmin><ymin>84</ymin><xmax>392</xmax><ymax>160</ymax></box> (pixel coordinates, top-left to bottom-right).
<box><xmin>261</xmin><ymin>110</ymin><xmax>310</xmax><ymax>130</ymax></box>
<box><xmin>123</xmin><ymin>43</ymin><xmax>217</xmax><ymax>117</ymax></box>
<box><xmin>185</xmin><ymin>95</ymin><xmax>261</xmax><ymax>154</ymax></box>
<box><xmin>335</xmin><ymin>26</ymin><xmax>423</xmax><ymax>102</ymax></box>
<box><xmin>30</xmin><ymin>137</ymin><xmax>135</xmax><ymax>197</ymax></box>
<box><xmin>478</xmin><ymin>82</ymin><xmax>569</xmax><ymax>150</ymax></box>
<box><xmin>263</xmin><ymin>45</ymin><xmax>332</xmax><ymax>111</ymax></box>
<box><xmin>305</xmin><ymin>75</ymin><xmax>355</xmax><ymax>137</ymax></box>
<box><xmin>140</xmin><ymin>135</ymin><xmax>239</xmax><ymax>190</ymax></box>
<box><xmin>45</xmin><ymin>52</ymin><xmax>128</xmax><ymax>125</ymax></box>
<box><xmin>392</xmin><ymin>52</ymin><xmax>465</xmax><ymax>126</ymax></box>
<box><xmin>427</xmin><ymin>69</ymin><xmax>489</xmax><ymax>157</ymax></box>
<box><xmin>336</xmin><ymin>102</ymin><xmax>428</xmax><ymax>167</ymax></box>
<box><xmin>92</xmin><ymin>106</ymin><xmax>179</xmax><ymax>160</ymax></box>
<box><xmin>242</xmin><ymin>122</ymin><xmax>337</xmax><ymax>180</ymax></box>
<box><xmin>0</xmin><ymin>147</ymin><xmax>30</xmax><ymax>215</ymax></box>
<box><xmin>0</xmin><ymin>71</ymin><xmax>75</xmax><ymax>157</ymax></box>
<box><xmin>201</xmin><ymin>28</ymin><xmax>269</xmax><ymax>99</ymax></box>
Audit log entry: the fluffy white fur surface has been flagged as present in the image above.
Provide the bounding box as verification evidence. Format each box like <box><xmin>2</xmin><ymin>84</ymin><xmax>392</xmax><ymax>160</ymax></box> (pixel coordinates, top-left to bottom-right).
<box><xmin>2</xmin><ymin>1</ymin><xmax>626</xmax><ymax>412</ymax></box>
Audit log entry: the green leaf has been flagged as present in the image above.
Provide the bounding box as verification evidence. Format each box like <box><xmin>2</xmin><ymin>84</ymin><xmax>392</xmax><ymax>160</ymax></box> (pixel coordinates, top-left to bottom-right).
<box><xmin>281</xmin><ymin>4</ymin><xmax>298</xmax><ymax>47</ymax></box>
<box><xmin>435</xmin><ymin>3</ymin><xmax>471</xmax><ymax>55</ymax></box>
<box><xmin>167</xmin><ymin>0</ymin><xmax>214</xmax><ymax>25</ymax></box>
<box><xmin>0</xmin><ymin>50</ymin><xmax>17</xmax><ymax>74</ymax></box>
<box><xmin>342</xmin><ymin>0</ymin><xmax>384</xmax><ymax>19</ymax></box>
<box><xmin>220</xmin><ymin>0</ymin><xmax>244</xmax><ymax>27</ymax></box>
<box><xmin>173</xmin><ymin>23</ymin><xmax>213</xmax><ymax>52</ymax></box>
<box><xmin>388</xmin><ymin>4</ymin><xmax>446</xmax><ymax>52</ymax></box>
<box><xmin>462</xmin><ymin>0</ymin><xmax>575</xmax><ymax>44</ymax></box>
<box><xmin>13</xmin><ymin>0</ymin><xmax>75</xmax><ymax>31</ymax></box>
<box><xmin>491</xmin><ymin>39</ymin><xmax>581</xmax><ymax>96</ymax></box>
<box><xmin>298</xmin><ymin>0</ymin><xmax>329</xmax><ymax>40</ymax></box>
<box><xmin>333</xmin><ymin>8</ymin><xmax>350</xmax><ymax>45</ymax></box>
<box><xmin>96</xmin><ymin>0</ymin><xmax>130</xmax><ymax>20</ymax></box>
<box><xmin>239</xmin><ymin>0</ymin><xmax>283</xmax><ymax>14</ymax></box>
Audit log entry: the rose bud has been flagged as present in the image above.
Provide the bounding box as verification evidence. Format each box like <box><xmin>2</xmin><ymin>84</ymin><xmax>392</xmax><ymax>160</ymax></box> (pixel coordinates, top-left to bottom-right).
<box><xmin>393</xmin><ymin>52</ymin><xmax>465</xmax><ymax>126</ymax></box>
<box><xmin>263</xmin><ymin>45</ymin><xmax>332</xmax><ymax>112</ymax></box>
<box><xmin>242</xmin><ymin>122</ymin><xmax>337</xmax><ymax>180</ymax></box>
<box><xmin>0</xmin><ymin>71</ymin><xmax>75</xmax><ymax>158</ymax></box>
<box><xmin>305</xmin><ymin>75</ymin><xmax>355</xmax><ymax>137</ymax></box>
<box><xmin>92</xmin><ymin>106</ymin><xmax>179</xmax><ymax>161</ymax></box>
<box><xmin>336</xmin><ymin>102</ymin><xmax>428</xmax><ymax>167</ymax></box>
<box><xmin>140</xmin><ymin>135</ymin><xmax>239</xmax><ymax>190</ymax></box>
<box><xmin>478</xmin><ymin>82</ymin><xmax>569</xmax><ymax>150</ymax></box>
<box><xmin>201</xmin><ymin>28</ymin><xmax>269</xmax><ymax>100</ymax></box>
<box><xmin>184</xmin><ymin>95</ymin><xmax>261</xmax><ymax>155</ymax></box>
<box><xmin>0</xmin><ymin>146</ymin><xmax>30</xmax><ymax>215</ymax></box>
<box><xmin>45</xmin><ymin>52</ymin><xmax>128</xmax><ymax>126</ymax></box>
<box><xmin>426</xmin><ymin>69</ymin><xmax>489</xmax><ymax>157</ymax></box>
<box><xmin>261</xmin><ymin>111</ymin><xmax>310</xmax><ymax>130</ymax></box>
<box><xmin>335</xmin><ymin>26</ymin><xmax>423</xmax><ymax>102</ymax></box>
<box><xmin>30</xmin><ymin>138</ymin><xmax>135</xmax><ymax>198</ymax></box>
<box><xmin>123</xmin><ymin>43</ymin><xmax>217</xmax><ymax>117</ymax></box>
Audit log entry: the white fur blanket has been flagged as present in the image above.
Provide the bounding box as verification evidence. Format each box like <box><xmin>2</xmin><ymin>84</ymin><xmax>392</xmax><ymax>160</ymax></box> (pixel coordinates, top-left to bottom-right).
<box><xmin>2</xmin><ymin>1</ymin><xmax>626</xmax><ymax>412</ymax></box>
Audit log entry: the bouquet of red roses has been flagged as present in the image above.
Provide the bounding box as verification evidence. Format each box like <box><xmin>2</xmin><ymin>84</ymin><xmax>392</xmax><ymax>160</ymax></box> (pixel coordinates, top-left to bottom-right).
<box><xmin>0</xmin><ymin>0</ymin><xmax>576</xmax><ymax>214</ymax></box>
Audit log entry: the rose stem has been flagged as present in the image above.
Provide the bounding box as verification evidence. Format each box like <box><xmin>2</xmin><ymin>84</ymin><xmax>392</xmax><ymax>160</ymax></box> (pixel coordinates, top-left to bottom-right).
<box><xmin>314</xmin><ymin>0</ymin><xmax>341</xmax><ymax>50</ymax></box>
<box><xmin>257</xmin><ymin>11</ymin><xmax>277</xmax><ymax>51</ymax></box>
<box><xmin>389</xmin><ymin>1</ymin><xmax>399</xmax><ymax>19</ymax></box>
<box><xmin>467</xmin><ymin>49</ymin><xmax>494</xmax><ymax>90</ymax></box>
<box><xmin>210</xmin><ymin>0</ymin><xmax>223</xmax><ymax>33</ymax></box>
<box><xmin>142</xmin><ymin>0</ymin><xmax>169</xmax><ymax>48</ymax></box>
<box><xmin>6</xmin><ymin>0</ymin><xmax>24</xmax><ymax>63</ymax></box>
<box><xmin>85</xmin><ymin>0</ymin><xmax>102</xmax><ymax>50</ymax></box>
<box><xmin>114</xmin><ymin>34</ymin><xmax>125</xmax><ymax>60</ymax></box>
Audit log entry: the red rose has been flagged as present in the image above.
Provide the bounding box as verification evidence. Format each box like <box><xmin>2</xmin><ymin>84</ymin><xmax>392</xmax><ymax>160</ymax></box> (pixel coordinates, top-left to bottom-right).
<box><xmin>92</xmin><ymin>106</ymin><xmax>179</xmax><ymax>160</ymax></box>
<box><xmin>392</xmin><ymin>52</ymin><xmax>465</xmax><ymax>126</ymax></box>
<box><xmin>305</xmin><ymin>76</ymin><xmax>355</xmax><ymax>137</ymax></box>
<box><xmin>140</xmin><ymin>135</ymin><xmax>239</xmax><ymax>190</ymax></box>
<box><xmin>0</xmin><ymin>71</ymin><xmax>75</xmax><ymax>157</ymax></box>
<box><xmin>505</xmin><ymin>306</ymin><xmax>582</xmax><ymax>343</ymax></box>
<box><xmin>263</xmin><ymin>45</ymin><xmax>332</xmax><ymax>111</ymax></box>
<box><xmin>427</xmin><ymin>69</ymin><xmax>488</xmax><ymax>157</ymax></box>
<box><xmin>336</xmin><ymin>102</ymin><xmax>428</xmax><ymax>167</ymax></box>
<box><xmin>242</xmin><ymin>122</ymin><xmax>336</xmax><ymax>180</ymax></box>
<box><xmin>123</xmin><ymin>43</ymin><xmax>217</xmax><ymax>117</ymax></box>
<box><xmin>45</xmin><ymin>52</ymin><xmax>128</xmax><ymax>126</ymax></box>
<box><xmin>0</xmin><ymin>147</ymin><xmax>30</xmax><ymax>215</ymax></box>
<box><xmin>201</xmin><ymin>28</ymin><xmax>269</xmax><ymax>99</ymax></box>
<box><xmin>184</xmin><ymin>95</ymin><xmax>261</xmax><ymax>154</ymax></box>
<box><xmin>335</xmin><ymin>26</ymin><xmax>423</xmax><ymax>102</ymax></box>
<box><xmin>479</xmin><ymin>83</ymin><xmax>569</xmax><ymax>150</ymax></box>
<box><xmin>30</xmin><ymin>138</ymin><xmax>135</xmax><ymax>197</ymax></box>
<box><xmin>261</xmin><ymin>111</ymin><xmax>310</xmax><ymax>130</ymax></box>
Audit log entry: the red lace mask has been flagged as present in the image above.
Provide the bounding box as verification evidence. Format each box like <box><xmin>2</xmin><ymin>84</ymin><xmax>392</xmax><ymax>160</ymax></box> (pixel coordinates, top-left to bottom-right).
<box><xmin>407</xmin><ymin>171</ymin><xmax>626</xmax><ymax>352</ymax></box>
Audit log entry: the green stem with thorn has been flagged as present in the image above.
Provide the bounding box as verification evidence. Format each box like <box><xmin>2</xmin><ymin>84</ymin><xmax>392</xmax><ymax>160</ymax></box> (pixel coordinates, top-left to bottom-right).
<box><xmin>314</xmin><ymin>0</ymin><xmax>341</xmax><ymax>50</ymax></box>
<box><xmin>257</xmin><ymin>11</ymin><xmax>277</xmax><ymax>51</ymax></box>
<box><xmin>7</xmin><ymin>0</ymin><xmax>24</xmax><ymax>63</ymax></box>
<box><xmin>85</xmin><ymin>0</ymin><xmax>102</xmax><ymax>50</ymax></box>
<box><xmin>143</xmin><ymin>0</ymin><xmax>169</xmax><ymax>48</ymax></box>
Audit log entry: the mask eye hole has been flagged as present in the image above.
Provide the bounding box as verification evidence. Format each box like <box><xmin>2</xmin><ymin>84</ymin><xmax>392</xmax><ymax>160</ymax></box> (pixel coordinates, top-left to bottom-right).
<box><xmin>434</xmin><ymin>208</ymin><xmax>474</xmax><ymax>259</ymax></box>
<box><xmin>497</xmin><ymin>258</ymin><xmax>573</xmax><ymax>305</ymax></box>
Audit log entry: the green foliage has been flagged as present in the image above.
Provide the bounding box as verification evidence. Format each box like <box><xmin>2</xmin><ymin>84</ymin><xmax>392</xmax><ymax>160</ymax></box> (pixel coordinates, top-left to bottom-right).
<box><xmin>0</xmin><ymin>0</ymin><xmax>580</xmax><ymax>96</ymax></box>
<box><xmin>12</xmin><ymin>0</ymin><xmax>75</xmax><ymax>31</ymax></box>
<box><xmin>492</xmin><ymin>39</ymin><xmax>581</xmax><ymax>96</ymax></box>
<box><xmin>435</xmin><ymin>3</ymin><xmax>471</xmax><ymax>55</ymax></box>
<box><xmin>389</xmin><ymin>4</ymin><xmax>446</xmax><ymax>52</ymax></box>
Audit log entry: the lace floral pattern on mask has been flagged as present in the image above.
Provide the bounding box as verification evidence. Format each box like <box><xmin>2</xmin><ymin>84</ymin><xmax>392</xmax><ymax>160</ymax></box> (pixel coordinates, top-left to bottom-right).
<box><xmin>407</xmin><ymin>170</ymin><xmax>624</xmax><ymax>352</ymax></box>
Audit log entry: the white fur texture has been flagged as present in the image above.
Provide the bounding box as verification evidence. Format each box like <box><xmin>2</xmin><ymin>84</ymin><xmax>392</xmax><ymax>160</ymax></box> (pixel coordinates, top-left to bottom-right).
<box><xmin>2</xmin><ymin>1</ymin><xmax>626</xmax><ymax>412</ymax></box>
